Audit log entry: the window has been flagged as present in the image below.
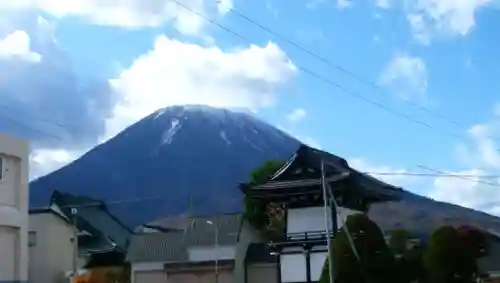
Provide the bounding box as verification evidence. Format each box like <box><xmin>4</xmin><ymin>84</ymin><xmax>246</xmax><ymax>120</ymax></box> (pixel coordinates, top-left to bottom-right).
<box><xmin>28</xmin><ymin>231</ymin><xmax>36</xmax><ymax>247</ymax></box>
<box><xmin>0</xmin><ymin>157</ymin><xmax>3</xmax><ymax>181</ymax></box>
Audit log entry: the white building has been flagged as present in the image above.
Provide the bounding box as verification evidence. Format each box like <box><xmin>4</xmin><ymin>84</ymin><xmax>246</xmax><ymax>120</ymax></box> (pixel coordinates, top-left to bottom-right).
<box><xmin>241</xmin><ymin>145</ymin><xmax>402</xmax><ymax>283</ymax></box>
<box><xmin>0</xmin><ymin>134</ymin><xmax>29</xmax><ymax>283</ymax></box>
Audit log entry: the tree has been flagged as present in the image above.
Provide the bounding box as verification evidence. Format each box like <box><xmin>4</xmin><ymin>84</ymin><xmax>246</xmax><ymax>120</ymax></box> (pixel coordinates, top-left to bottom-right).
<box><xmin>388</xmin><ymin>228</ymin><xmax>411</xmax><ymax>255</ymax></box>
<box><xmin>457</xmin><ymin>225</ymin><xmax>489</xmax><ymax>258</ymax></box>
<box><xmin>424</xmin><ymin>226</ymin><xmax>477</xmax><ymax>283</ymax></box>
<box><xmin>243</xmin><ymin>160</ymin><xmax>284</xmax><ymax>230</ymax></box>
<box><xmin>398</xmin><ymin>243</ymin><xmax>425</xmax><ymax>283</ymax></box>
<box><xmin>319</xmin><ymin>214</ymin><xmax>397</xmax><ymax>283</ymax></box>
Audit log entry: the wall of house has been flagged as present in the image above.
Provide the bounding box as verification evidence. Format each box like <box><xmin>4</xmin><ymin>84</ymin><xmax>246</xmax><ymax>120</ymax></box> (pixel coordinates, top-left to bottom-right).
<box><xmin>28</xmin><ymin>212</ymin><xmax>75</xmax><ymax>283</ymax></box>
<box><xmin>187</xmin><ymin>246</ymin><xmax>236</xmax><ymax>262</ymax></box>
<box><xmin>284</xmin><ymin>205</ymin><xmax>345</xmax><ymax>283</ymax></box>
<box><xmin>0</xmin><ymin>134</ymin><xmax>28</xmax><ymax>283</ymax></box>
<box><xmin>233</xmin><ymin>221</ymin><xmax>266</xmax><ymax>283</ymax></box>
<box><xmin>131</xmin><ymin>262</ymin><xmax>166</xmax><ymax>283</ymax></box>
<box><xmin>286</xmin><ymin>206</ymin><xmax>360</xmax><ymax>236</ymax></box>
<box><xmin>247</xmin><ymin>263</ymin><xmax>278</xmax><ymax>283</ymax></box>
<box><xmin>167</xmin><ymin>269</ymin><xmax>233</xmax><ymax>283</ymax></box>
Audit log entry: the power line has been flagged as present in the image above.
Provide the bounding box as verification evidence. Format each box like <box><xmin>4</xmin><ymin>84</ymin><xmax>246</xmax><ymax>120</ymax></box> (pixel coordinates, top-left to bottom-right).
<box><xmin>417</xmin><ymin>165</ymin><xmax>500</xmax><ymax>187</ymax></box>
<box><xmin>28</xmin><ymin>169</ymin><xmax>499</xmax><ymax>211</ymax></box>
<box><xmin>166</xmin><ymin>0</ymin><xmax>481</xmax><ymax>146</ymax></box>
<box><xmin>2</xmin><ymin>96</ymin><xmax>498</xmax><ymax>209</ymax></box>
<box><xmin>368</xmin><ymin>171</ymin><xmax>500</xmax><ymax>179</ymax></box>
<box><xmin>225</xmin><ymin>6</ymin><xmax>500</xmax><ymax>146</ymax></box>
<box><xmin>33</xmin><ymin>186</ymin><xmax>245</xmax><ymax>211</ymax></box>
<box><xmin>1</xmin><ymin>0</ymin><xmax>498</xmax><ymax>210</ymax></box>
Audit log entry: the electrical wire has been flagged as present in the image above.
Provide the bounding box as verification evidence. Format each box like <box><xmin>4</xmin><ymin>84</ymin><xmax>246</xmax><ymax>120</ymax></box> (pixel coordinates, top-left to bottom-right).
<box><xmin>30</xmin><ymin>168</ymin><xmax>498</xmax><ymax>211</ymax></box>
<box><xmin>2</xmin><ymin>0</ymin><xmax>499</xmax><ymax>212</ymax></box>
<box><xmin>165</xmin><ymin>0</ymin><xmax>490</xmax><ymax>148</ymax></box>
<box><xmin>226</xmin><ymin>6</ymin><xmax>500</xmax><ymax>145</ymax></box>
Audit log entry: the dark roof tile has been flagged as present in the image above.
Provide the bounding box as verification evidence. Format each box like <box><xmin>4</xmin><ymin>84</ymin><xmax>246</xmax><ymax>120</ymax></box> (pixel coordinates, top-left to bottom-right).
<box><xmin>126</xmin><ymin>213</ymin><xmax>242</xmax><ymax>262</ymax></box>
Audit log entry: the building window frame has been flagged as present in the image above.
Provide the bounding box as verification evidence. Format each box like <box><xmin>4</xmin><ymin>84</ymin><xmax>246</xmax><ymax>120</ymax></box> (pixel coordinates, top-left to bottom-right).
<box><xmin>0</xmin><ymin>157</ymin><xmax>4</xmax><ymax>181</ymax></box>
<box><xmin>28</xmin><ymin>231</ymin><xmax>37</xmax><ymax>247</ymax></box>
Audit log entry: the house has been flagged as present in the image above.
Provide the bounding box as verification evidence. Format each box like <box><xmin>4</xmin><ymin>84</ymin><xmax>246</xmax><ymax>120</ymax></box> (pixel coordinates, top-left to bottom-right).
<box><xmin>127</xmin><ymin>213</ymin><xmax>264</xmax><ymax>283</ymax></box>
<box><xmin>0</xmin><ymin>134</ymin><xmax>29</xmax><ymax>283</ymax></box>
<box><xmin>244</xmin><ymin>242</ymin><xmax>279</xmax><ymax>283</ymax></box>
<box><xmin>240</xmin><ymin>144</ymin><xmax>403</xmax><ymax>283</ymax></box>
<box><xmin>28</xmin><ymin>191</ymin><xmax>132</xmax><ymax>283</ymax></box>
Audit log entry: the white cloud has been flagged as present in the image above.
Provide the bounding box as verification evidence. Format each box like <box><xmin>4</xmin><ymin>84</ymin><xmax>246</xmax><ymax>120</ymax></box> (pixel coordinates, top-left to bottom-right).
<box><xmin>494</xmin><ymin>102</ymin><xmax>500</xmax><ymax>117</ymax></box>
<box><xmin>375</xmin><ymin>0</ymin><xmax>390</xmax><ymax>9</ymax></box>
<box><xmin>30</xmin><ymin>148</ymin><xmax>85</xmax><ymax>180</ymax></box>
<box><xmin>430</xmin><ymin>169</ymin><xmax>500</xmax><ymax>215</ymax></box>
<box><xmin>379</xmin><ymin>53</ymin><xmax>428</xmax><ymax>103</ymax></box>
<box><xmin>105</xmin><ymin>36</ymin><xmax>296</xmax><ymax>141</ymax></box>
<box><xmin>275</xmin><ymin>124</ymin><xmax>320</xmax><ymax>149</ymax></box>
<box><xmin>306</xmin><ymin>0</ymin><xmax>326</xmax><ymax>10</ymax></box>
<box><xmin>217</xmin><ymin>0</ymin><xmax>233</xmax><ymax>15</ymax></box>
<box><xmin>405</xmin><ymin>0</ymin><xmax>491</xmax><ymax>44</ymax></box>
<box><xmin>0</xmin><ymin>0</ymin><xmax>231</xmax><ymax>36</ymax></box>
<box><xmin>348</xmin><ymin>158</ymin><xmax>410</xmax><ymax>187</ymax></box>
<box><xmin>0</xmin><ymin>30</ymin><xmax>41</xmax><ymax>62</ymax></box>
<box><xmin>301</xmin><ymin>136</ymin><xmax>321</xmax><ymax>149</ymax></box>
<box><xmin>432</xmin><ymin>105</ymin><xmax>500</xmax><ymax>215</ymax></box>
<box><xmin>461</xmin><ymin>122</ymin><xmax>500</xmax><ymax>170</ymax></box>
<box><xmin>286</xmin><ymin>108</ymin><xmax>307</xmax><ymax>122</ymax></box>
<box><xmin>337</xmin><ymin>0</ymin><xmax>353</xmax><ymax>9</ymax></box>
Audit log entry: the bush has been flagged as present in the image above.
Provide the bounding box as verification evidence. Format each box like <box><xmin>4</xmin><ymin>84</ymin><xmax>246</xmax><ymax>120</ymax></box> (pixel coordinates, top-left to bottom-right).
<box><xmin>319</xmin><ymin>214</ymin><xmax>396</xmax><ymax>283</ymax></box>
<box><xmin>243</xmin><ymin>160</ymin><xmax>284</xmax><ymax>231</ymax></box>
<box><xmin>424</xmin><ymin>226</ymin><xmax>477</xmax><ymax>283</ymax></box>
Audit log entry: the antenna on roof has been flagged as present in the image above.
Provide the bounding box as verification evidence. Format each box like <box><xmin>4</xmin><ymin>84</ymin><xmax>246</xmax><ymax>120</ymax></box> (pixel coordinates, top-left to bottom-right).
<box><xmin>185</xmin><ymin>194</ymin><xmax>194</xmax><ymax>236</ymax></box>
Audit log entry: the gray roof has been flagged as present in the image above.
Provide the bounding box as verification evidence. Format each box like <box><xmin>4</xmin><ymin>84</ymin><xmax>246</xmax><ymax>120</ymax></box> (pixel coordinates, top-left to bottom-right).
<box><xmin>126</xmin><ymin>213</ymin><xmax>243</xmax><ymax>263</ymax></box>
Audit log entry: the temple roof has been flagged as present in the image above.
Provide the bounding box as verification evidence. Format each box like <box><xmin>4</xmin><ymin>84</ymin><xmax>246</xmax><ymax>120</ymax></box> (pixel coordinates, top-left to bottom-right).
<box><xmin>241</xmin><ymin>145</ymin><xmax>403</xmax><ymax>204</ymax></box>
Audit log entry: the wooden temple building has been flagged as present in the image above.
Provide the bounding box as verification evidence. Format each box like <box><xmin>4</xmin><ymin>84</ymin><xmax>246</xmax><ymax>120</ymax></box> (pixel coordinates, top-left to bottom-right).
<box><xmin>240</xmin><ymin>145</ymin><xmax>403</xmax><ymax>283</ymax></box>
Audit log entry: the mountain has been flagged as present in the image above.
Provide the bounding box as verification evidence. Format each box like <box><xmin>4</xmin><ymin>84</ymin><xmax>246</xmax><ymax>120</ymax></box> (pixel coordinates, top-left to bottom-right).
<box><xmin>30</xmin><ymin>105</ymin><xmax>500</xmax><ymax>233</ymax></box>
<box><xmin>29</xmin><ymin>105</ymin><xmax>300</xmax><ymax>227</ymax></box>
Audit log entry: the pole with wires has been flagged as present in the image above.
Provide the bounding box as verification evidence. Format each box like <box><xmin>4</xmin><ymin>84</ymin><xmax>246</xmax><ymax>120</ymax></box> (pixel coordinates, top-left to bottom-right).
<box><xmin>321</xmin><ymin>159</ymin><xmax>334</xmax><ymax>283</ymax></box>
<box><xmin>326</xmin><ymin>183</ymin><xmax>360</xmax><ymax>262</ymax></box>
<box><xmin>70</xmin><ymin>208</ymin><xmax>79</xmax><ymax>278</ymax></box>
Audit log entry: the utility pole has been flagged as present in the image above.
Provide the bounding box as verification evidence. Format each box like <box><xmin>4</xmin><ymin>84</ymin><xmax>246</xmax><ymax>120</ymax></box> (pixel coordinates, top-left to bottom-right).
<box><xmin>321</xmin><ymin>160</ymin><xmax>334</xmax><ymax>283</ymax></box>
<box><xmin>207</xmin><ymin>192</ymin><xmax>221</xmax><ymax>283</ymax></box>
<box><xmin>215</xmin><ymin>216</ymin><xmax>219</xmax><ymax>283</ymax></box>
<box><xmin>206</xmin><ymin>216</ymin><xmax>219</xmax><ymax>283</ymax></box>
<box><xmin>70</xmin><ymin>208</ymin><xmax>79</xmax><ymax>278</ymax></box>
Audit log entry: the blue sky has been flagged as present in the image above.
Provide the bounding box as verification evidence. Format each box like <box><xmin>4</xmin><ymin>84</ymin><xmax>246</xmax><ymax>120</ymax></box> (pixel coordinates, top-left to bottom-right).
<box><xmin>0</xmin><ymin>0</ymin><xmax>500</xmax><ymax>214</ymax></box>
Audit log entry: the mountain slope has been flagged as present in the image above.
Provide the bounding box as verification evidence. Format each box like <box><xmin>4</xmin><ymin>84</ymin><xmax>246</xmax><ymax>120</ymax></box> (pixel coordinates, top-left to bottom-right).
<box><xmin>30</xmin><ymin>105</ymin><xmax>300</xmax><ymax>227</ymax></box>
<box><xmin>30</xmin><ymin>105</ymin><xmax>500</xmax><ymax>232</ymax></box>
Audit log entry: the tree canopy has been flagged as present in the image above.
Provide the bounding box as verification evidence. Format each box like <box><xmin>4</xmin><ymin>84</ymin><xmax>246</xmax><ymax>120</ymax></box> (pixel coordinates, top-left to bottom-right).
<box><xmin>243</xmin><ymin>160</ymin><xmax>284</xmax><ymax>231</ymax></box>
<box><xmin>320</xmin><ymin>214</ymin><xmax>396</xmax><ymax>283</ymax></box>
<box><xmin>424</xmin><ymin>226</ymin><xmax>477</xmax><ymax>283</ymax></box>
<box><xmin>457</xmin><ymin>225</ymin><xmax>489</xmax><ymax>258</ymax></box>
<box><xmin>388</xmin><ymin>228</ymin><xmax>411</xmax><ymax>255</ymax></box>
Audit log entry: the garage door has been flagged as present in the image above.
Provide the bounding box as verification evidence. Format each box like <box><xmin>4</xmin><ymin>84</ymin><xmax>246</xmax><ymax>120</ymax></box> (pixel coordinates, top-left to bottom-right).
<box><xmin>0</xmin><ymin>226</ymin><xmax>19</xmax><ymax>281</ymax></box>
<box><xmin>134</xmin><ymin>270</ymin><xmax>165</xmax><ymax>283</ymax></box>
<box><xmin>168</xmin><ymin>270</ymin><xmax>233</xmax><ymax>283</ymax></box>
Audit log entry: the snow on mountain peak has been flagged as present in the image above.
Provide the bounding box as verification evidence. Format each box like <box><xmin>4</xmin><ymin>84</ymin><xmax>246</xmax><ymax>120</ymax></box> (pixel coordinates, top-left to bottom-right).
<box><xmin>161</xmin><ymin>118</ymin><xmax>181</xmax><ymax>145</ymax></box>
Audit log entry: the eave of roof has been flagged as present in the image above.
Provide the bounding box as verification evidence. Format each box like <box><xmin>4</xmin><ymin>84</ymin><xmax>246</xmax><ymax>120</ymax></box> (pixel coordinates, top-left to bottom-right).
<box><xmin>241</xmin><ymin>144</ymin><xmax>403</xmax><ymax>202</ymax></box>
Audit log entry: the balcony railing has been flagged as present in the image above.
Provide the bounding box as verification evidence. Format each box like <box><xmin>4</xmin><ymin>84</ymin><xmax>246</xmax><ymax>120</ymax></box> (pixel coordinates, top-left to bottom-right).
<box><xmin>269</xmin><ymin>230</ymin><xmax>336</xmax><ymax>247</ymax></box>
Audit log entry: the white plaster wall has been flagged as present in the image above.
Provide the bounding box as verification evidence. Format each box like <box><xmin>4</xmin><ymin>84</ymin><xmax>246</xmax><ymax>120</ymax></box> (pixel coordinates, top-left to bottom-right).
<box><xmin>310</xmin><ymin>252</ymin><xmax>327</xmax><ymax>281</ymax></box>
<box><xmin>28</xmin><ymin>213</ymin><xmax>75</xmax><ymax>283</ymax></box>
<box><xmin>0</xmin><ymin>134</ymin><xmax>28</xmax><ymax>282</ymax></box>
<box><xmin>280</xmin><ymin>253</ymin><xmax>307</xmax><ymax>282</ymax></box>
<box><xmin>187</xmin><ymin>246</ymin><xmax>236</xmax><ymax>262</ymax></box>
<box><xmin>132</xmin><ymin>262</ymin><xmax>165</xmax><ymax>272</ymax></box>
<box><xmin>131</xmin><ymin>262</ymin><xmax>167</xmax><ymax>283</ymax></box>
<box><xmin>287</xmin><ymin>206</ymin><xmax>361</xmax><ymax>235</ymax></box>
